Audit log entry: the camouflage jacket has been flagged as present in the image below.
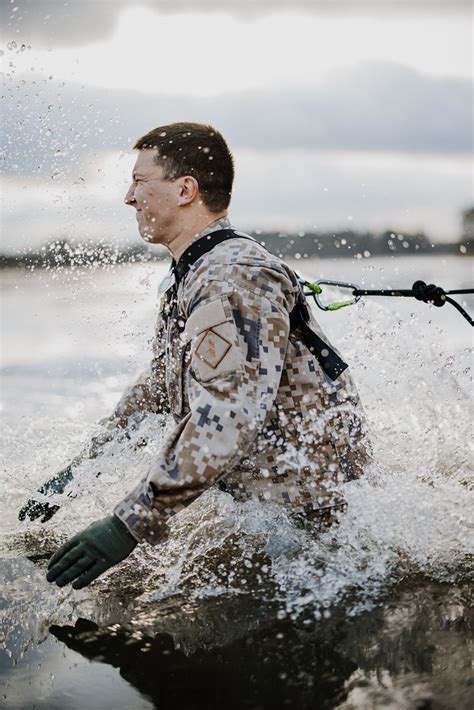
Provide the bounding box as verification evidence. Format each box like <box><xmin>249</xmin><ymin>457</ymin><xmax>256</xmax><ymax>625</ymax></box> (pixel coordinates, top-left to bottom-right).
<box><xmin>114</xmin><ymin>219</ymin><xmax>368</xmax><ymax>544</ymax></box>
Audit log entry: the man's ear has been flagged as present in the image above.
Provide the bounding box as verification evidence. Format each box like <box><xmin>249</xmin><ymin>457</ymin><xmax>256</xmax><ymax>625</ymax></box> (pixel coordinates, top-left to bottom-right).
<box><xmin>177</xmin><ymin>176</ymin><xmax>199</xmax><ymax>205</ymax></box>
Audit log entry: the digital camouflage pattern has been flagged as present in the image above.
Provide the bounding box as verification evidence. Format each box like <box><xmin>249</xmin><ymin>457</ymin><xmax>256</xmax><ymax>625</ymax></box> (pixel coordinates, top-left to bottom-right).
<box><xmin>114</xmin><ymin>219</ymin><xmax>369</xmax><ymax>544</ymax></box>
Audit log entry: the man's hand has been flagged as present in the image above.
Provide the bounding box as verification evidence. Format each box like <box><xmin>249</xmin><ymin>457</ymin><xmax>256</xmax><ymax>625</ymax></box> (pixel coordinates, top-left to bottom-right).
<box><xmin>19</xmin><ymin>418</ymin><xmax>151</xmax><ymax>524</ymax></box>
<box><xmin>46</xmin><ymin>515</ymin><xmax>137</xmax><ymax>590</ymax></box>
<box><xmin>18</xmin><ymin>465</ymin><xmax>76</xmax><ymax>523</ymax></box>
<box><xmin>18</xmin><ymin>428</ymin><xmax>118</xmax><ymax>524</ymax></box>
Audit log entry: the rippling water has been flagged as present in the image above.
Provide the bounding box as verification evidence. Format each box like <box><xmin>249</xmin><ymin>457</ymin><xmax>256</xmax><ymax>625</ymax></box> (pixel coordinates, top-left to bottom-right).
<box><xmin>1</xmin><ymin>255</ymin><xmax>473</xmax><ymax>709</ymax></box>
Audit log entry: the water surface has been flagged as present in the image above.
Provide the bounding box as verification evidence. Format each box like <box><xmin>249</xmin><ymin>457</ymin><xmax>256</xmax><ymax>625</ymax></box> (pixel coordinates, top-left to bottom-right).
<box><xmin>1</xmin><ymin>255</ymin><xmax>473</xmax><ymax>709</ymax></box>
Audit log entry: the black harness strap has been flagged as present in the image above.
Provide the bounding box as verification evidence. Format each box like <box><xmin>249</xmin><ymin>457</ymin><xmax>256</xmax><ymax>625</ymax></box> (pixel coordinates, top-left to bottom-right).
<box><xmin>172</xmin><ymin>229</ymin><xmax>255</xmax><ymax>283</ymax></box>
<box><xmin>289</xmin><ymin>291</ymin><xmax>348</xmax><ymax>380</ymax></box>
<box><xmin>171</xmin><ymin>229</ymin><xmax>348</xmax><ymax>381</ymax></box>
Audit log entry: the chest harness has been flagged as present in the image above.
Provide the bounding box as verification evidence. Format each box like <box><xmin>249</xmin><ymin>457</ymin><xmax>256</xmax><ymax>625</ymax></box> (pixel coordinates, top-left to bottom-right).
<box><xmin>162</xmin><ymin>228</ymin><xmax>347</xmax><ymax>381</ymax></box>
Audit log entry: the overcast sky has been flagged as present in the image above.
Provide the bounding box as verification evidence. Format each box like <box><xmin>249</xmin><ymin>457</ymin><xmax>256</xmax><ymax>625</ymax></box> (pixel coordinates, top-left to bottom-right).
<box><xmin>1</xmin><ymin>0</ymin><xmax>472</xmax><ymax>252</ymax></box>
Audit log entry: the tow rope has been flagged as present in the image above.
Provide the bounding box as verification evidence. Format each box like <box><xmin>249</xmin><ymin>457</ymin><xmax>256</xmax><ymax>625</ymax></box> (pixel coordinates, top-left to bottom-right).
<box><xmin>302</xmin><ymin>279</ymin><xmax>474</xmax><ymax>327</ymax></box>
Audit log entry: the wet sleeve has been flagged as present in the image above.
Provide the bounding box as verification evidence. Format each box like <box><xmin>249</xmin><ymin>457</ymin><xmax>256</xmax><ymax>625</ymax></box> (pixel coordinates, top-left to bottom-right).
<box><xmin>113</xmin><ymin>267</ymin><xmax>295</xmax><ymax>544</ymax></box>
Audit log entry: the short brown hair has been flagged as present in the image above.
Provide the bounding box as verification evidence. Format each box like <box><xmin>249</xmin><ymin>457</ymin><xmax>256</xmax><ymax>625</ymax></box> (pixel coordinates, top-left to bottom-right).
<box><xmin>133</xmin><ymin>122</ymin><xmax>234</xmax><ymax>213</ymax></box>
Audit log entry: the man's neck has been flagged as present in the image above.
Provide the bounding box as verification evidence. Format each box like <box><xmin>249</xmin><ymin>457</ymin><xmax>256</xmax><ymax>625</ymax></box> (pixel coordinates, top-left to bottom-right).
<box><xmin>171</xmin><ymin>214</ymin><xmax>230</xmax><ymax>262</ymax></box>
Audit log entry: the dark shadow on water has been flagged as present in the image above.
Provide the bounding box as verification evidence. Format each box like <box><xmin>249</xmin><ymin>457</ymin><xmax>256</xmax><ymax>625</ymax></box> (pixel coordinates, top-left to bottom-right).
<box><xmin>50</xmin><ymin>614</ymin><xmax>356</xmax><ymax>710</ymax></box>
<box><xmin>42</xmin><ymin>579</ymin><xmax>473</xmax><ymax>710</ymax></box>
<box><xmin>0</xmin><ymin>557</ymin><xmax>472</xmax><ymax>709</ymax></box>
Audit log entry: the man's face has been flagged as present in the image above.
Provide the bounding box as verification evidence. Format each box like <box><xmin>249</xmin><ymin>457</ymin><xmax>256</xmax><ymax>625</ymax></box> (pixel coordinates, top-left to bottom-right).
<box><xmin>124</xmin><ymin>149</ymin><xmax>180</xmax><ymax>244</ymax></box>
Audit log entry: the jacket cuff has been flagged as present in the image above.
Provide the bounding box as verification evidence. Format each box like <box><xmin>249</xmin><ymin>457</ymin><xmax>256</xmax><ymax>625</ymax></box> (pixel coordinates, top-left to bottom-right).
<box><xmin>114</xmin><ymin>482</ymin><xmax>169</xmax><ymax>545</ymax></box>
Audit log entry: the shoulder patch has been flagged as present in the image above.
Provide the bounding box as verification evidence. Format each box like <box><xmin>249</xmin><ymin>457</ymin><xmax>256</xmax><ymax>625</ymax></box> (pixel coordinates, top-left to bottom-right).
<box><xmin>196</xmin><ymin>328</ymin><xmax>232</xmax><ymax>369</ymax></box>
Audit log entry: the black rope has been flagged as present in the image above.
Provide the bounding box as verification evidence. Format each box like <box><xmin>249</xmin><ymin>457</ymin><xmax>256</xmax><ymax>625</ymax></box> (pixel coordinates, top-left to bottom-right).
<box><xmin>352</xmin><ymin>280</ymin><xmax>473</xmax><ymax>326</ymax></box>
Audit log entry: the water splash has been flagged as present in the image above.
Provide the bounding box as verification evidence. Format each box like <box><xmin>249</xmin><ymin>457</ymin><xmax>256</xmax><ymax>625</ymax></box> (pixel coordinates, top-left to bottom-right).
<box><xmin>1</xmin><ymin>260</ymin><xmax>473</xmax><ymax>663</ymax></box>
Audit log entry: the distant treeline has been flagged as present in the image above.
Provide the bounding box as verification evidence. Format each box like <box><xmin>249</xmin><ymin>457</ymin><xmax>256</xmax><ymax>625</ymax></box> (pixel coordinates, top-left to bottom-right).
<box><xmin>0</xmin><ymin>230</ymin><xmax>471</xmax><ymax>269</ymax></box>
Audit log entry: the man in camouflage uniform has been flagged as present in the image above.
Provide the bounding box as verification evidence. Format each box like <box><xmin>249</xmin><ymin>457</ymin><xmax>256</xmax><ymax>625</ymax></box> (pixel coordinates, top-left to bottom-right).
<box><xmin>22</xmin><ymin>122</ymin><xmax>368</xmax><ymax>590</ymax></box>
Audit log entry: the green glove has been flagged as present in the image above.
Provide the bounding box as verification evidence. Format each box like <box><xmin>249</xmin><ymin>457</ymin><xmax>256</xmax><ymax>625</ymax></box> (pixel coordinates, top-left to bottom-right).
<box><xmin>46</xmin><ymin>515</ymin><xmax>138</xmax><ymax>590</ymax></box>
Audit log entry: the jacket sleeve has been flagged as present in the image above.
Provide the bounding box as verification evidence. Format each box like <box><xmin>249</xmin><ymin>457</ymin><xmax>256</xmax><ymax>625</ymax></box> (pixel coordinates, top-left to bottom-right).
<box><xmin>109</xmin><ymin>315</ymin><xmax>170</xmax><ymax>429</ymax></box>
<box><xmin>114</xmin><ymin>263</ymin><xmax>296</xmax><ymax>544</ymax></box>
<box><xmin>111</xmin><ymin>358</ymin><xmax>169</xmax><ymax>428</ymax></box>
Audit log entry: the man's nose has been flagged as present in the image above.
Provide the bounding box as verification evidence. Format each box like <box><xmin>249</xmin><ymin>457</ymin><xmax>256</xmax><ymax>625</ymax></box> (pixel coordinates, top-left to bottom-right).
<box><xmin>124</xmin><ymin>184</ymin><xmax>136</xmax><ymax>205</ymax></box>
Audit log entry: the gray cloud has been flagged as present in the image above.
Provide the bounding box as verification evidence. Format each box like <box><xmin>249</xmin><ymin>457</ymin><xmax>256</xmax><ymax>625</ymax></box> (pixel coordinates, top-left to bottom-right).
<box><xmin>2</xmin><ymin>148</ymin><xmax>471</xmax><ymax>253</ymax></box>
<box><xmin>1</xmin><ymin>0</ymin><xmax>469</xmax><ymax>48</ymax></box>
<box><xmin>1</xmin><ymin>61</ymin><xmax>471</xmax><ymax>179</ymax></box>
<box><xmin>1</xmin><ymin>0</ymin><xmax>131</xmax><ymax>48</ymax></box>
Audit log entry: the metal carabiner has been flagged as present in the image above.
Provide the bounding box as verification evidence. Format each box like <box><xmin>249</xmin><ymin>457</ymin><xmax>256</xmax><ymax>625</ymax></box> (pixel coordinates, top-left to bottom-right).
<box><xmin>302</xmin><ymin>279</ymin><xmax>361</xmax><ymax>311</ymax></box>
